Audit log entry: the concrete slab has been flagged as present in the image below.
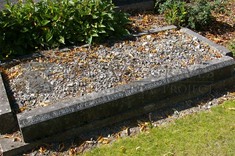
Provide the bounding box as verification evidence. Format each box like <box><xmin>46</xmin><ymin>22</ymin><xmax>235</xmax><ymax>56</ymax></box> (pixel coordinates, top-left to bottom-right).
<box><xmin>0</xmin><ymin>73</ymin><xmax>18</xmax><ymax>134</ymax></box>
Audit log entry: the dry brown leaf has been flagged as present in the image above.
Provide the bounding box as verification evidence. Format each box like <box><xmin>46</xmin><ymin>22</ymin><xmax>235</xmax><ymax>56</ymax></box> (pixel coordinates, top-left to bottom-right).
<box><xmin>39</xmin><ymin>146</ymin><xmax>47</xmax><ymax>154</ymax></box>
<box><xmin>138</xmin><ymin>122</ymin><xmax>149</xmax><ymax>132</ymax></box>
<box><xmin>19</xmin><ymin>106</ymin><xmax>27</xmax><ymax>112</ymax></box>
<box><xmin>101</xmin><ymin>138</ymin><xmax>110</xmax><ymax>144</ymax></box>
<box><xmin>97</xmin><ymin>136</ymin><xmax>103</xmax><ymax>142</ymax></box>
<box><xmin>39</xmin><ymin>101</ymin><xmax>50</xmax><ymax>107</ymax></box>
<box><xmin>69</xmin><ymin>147</ymin><xmax>77</xmax><ymax>156</ymax></box>
<box><xmin>97</xmin><ymin>137</ymin><xmax>110</xmax><ymax>144</ymax></box>
<box><xmin>12</xmin><ymin>137</ymin><xmax>22</xmax><ymax>142</ymax></box>
<box><xmin>114</xmin><ymin>132</ymin><xmax>121</xmax><ymax>139</ymax></box>
<box><xmin>3</xmin><ymin>134</ymin><xmax>13</xmax><ymax>139</ymax></box>
<box><xmin>85</xmin><ymin>140</ymin><xmax>94</xmax><ymax>144</ymax></box>
<box><xmin>213</xmin><ymin>37</ymin><xmax>223</xmax><ymax>43</ymax></box>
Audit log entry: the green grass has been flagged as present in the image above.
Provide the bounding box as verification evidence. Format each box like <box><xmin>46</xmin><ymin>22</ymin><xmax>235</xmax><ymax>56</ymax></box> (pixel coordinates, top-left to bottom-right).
<box><xmin>227</xmin><ymin>40</ymin><xmax>235</xmax><ymax>57</ymax></box>
<box><xmin>84</xmin><ymin>100</ymin><xmax>235</xmax><ymax>156</ymax></box>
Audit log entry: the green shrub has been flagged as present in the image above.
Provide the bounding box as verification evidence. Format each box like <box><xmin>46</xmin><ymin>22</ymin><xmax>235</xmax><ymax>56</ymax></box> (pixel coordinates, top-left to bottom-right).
<box><xmin>0</xmin><ymin>0</ymin><xmax>130</xmax><ymax>59</ymax></box>
<box><xmin>158</xmin><ymin>0</ymin><xmax>222</xmax><ymax>29</ymax></box>
<box><xmin>213</xmin><ymin>0</ymin><xmax>227</xmax><ymax>13</ymax></box>
<box><xmin>187</xmin><ymin>0</ymin><xmax>214</xmax><ymax>29</ymax></box>
<box><xmin>154</xmin><ymin>0</ymin><xmax>166</xmax><ymax>14</ymax></box>
<box><xmin>159</xmin><ymin>0</ymin><xmax>187</xmax><ymax>27</ymax></box>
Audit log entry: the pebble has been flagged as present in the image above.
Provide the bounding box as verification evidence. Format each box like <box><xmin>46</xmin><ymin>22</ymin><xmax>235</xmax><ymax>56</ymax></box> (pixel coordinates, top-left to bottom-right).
<box><xmin>3</xmin><ymin>30</ymin><xmax>224</xmax><ymax>112</ymax></box>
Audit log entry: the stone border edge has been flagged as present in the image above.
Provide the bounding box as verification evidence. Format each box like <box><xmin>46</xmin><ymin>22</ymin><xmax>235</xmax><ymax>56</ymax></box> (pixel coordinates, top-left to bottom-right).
<box><xmin>0</xmin><ymin>72</ymin><xmax>18</xmax><ymax>134</ymax></box>
<box><xmin>180</xmin><ymin>28</ymin><xmax>233</xmax><ymax>57</ymax></box>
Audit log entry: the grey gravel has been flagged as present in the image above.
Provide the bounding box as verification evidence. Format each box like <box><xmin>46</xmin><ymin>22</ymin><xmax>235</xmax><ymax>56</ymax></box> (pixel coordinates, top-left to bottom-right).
<box><xmin>3</xmin><ymin>30</ymin><xmax>224</xmax><ymax>112</ymax></box>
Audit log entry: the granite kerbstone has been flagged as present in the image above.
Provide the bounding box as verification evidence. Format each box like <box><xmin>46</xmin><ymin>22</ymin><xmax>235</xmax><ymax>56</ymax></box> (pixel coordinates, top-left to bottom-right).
<box><xmin>132</xmin><ymin>25</ymin><xmax>177</xmax><ymax>37</ymax></box>
<box><xmin>180</xmin><ymin>28</ymin><xmax>233</xmax><ymax>57</ymax></box>
<box><xmin>0</xmin><ymin>73</ymin><xmax>18</xmax><ymax>134</ymax></box>
<box><xmin>17</xmin><ymin>55</ymin><xmax>235</xmax><ymax>142</ymax></box>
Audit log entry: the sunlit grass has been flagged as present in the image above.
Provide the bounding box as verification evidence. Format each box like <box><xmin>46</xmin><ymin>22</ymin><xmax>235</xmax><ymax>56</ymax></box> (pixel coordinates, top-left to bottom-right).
<box><xmin>84</xmin><ymin>100</ymin><xmax>235</xmax><ymax>156</ymax></box>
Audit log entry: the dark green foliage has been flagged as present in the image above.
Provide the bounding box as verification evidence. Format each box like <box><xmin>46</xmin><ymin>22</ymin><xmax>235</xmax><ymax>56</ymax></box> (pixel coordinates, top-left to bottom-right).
<box><xmin>158</xmin><ymin>0</ymin><xmax>187</xmax><ymax>27</ymax></box>
<box><xmin>0</xmin><ymin>0</ymin><xmax>130</xmax><ymax>59</ymax></box>
<box><xmin>187</xmin><ymin>0</ymin><xmax>214</xmax><ymax>29</ymax></box>
<box><xmin>157</xmin><ymin>0</ymin><xmax>223</xmax><ymax>30</ymax></box>
<box><xmin>154</xmin><ymin>0</ymin><xmax>166</xmax><ymax>14</ymax></box>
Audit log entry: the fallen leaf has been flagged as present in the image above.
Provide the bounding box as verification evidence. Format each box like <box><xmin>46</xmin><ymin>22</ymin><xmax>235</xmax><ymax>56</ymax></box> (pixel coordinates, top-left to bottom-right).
<box><xmin>39</xmin><ymin>146</ymin><xmax>47</xmax><ymax>154</ymax></box>
<box><xmin>69</xmin><ymin>147</ymin><xmax>77</xmax><ymax>156</ymax></box>
<box><xmin>19</xmin><ymin>106</ymin><xmax>27</xmax><ymax>112</ymax></box>
<box><xmin>12</xmin><ymin>137</ymin><xmax>22</xmax><ymax>142</ymax></box>
<box><xmin>3</xmin><ymin>134</ymin><xmax>12</xmax><ymax>139</ymax></box>
<box><xmin>213</xmin><ymin>37</ymin><xmax>223</xmax><ymax>43</ymax></box>
<box><xmin>85</xmin><ymin>140</ymin><xmax>94</xmax><ymax>144</ymax></box>
<box><xmin>98</xmin><ymin>137</ymin><xmax>110</xmax><ymax>144</ymax></box>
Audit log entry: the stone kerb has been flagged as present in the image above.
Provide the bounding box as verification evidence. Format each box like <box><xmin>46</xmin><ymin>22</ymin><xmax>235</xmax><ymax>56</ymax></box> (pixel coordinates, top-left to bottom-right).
<box><xmin>0</xmin><ymin>73</ymin><xmax>18</xmax><ymax>134</ymax></box>
<box><xmin>180</xmin><ymin>28</ymin><xmax>233</xmax><ymax>57</ymax></box>
<box><xmin>17</xmin><ymin>55</ymin><xmax>235</xmax><ymax>142</ymax></box>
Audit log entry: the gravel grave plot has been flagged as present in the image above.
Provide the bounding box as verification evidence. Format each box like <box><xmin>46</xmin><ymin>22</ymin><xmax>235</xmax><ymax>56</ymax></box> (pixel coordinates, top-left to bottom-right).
<box><xmin>1</xmin><ymin>29</ymin><xmax>223</xmax><ymax>113</ymax></box>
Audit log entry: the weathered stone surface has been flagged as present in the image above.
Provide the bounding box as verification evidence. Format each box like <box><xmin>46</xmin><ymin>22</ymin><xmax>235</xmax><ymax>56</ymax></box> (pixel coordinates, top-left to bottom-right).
<box><xmin>180</xmin><ymin>28</ymin><xmax>233</xmax><ymax>57</ymax></box>
<box><xmin>17</xmin><ymin>55</ymin><xmax>235</xmax><ymax>142</ymax></box>
<box><xmin>0</xmin><ymin>73</ymin><xmax>18</xmax><ymax>134</ymax></box>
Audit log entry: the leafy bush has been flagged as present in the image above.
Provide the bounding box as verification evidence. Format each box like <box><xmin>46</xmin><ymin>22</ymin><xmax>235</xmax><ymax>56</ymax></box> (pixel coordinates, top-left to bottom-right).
<box><xmin>0</xmin><ymin>0</ymin><xmax>130</xmax><ymax>59</ymax></box>
<box><xmin>187</xmin><ymin>0</ymin><xmax>214</xmax><ymax>29</ymax></box>
<box><xmin>158</xmin><ymin>0</ymin><xmax>222</xmax><ymax>29</ymax></box>
<box><xmin>154</xmin><ymin>0</ymin><xmax>166</xmax><ymax>14</ymax></box>
<box><xmin>159</xmin><ymin>0</ymin><xmax>187</xmax><ymax>27</ymax></box>
<box><xmin>213</xmin><ymin>0</ymin><xmax>228</xmax><ymax>14</ymax></box>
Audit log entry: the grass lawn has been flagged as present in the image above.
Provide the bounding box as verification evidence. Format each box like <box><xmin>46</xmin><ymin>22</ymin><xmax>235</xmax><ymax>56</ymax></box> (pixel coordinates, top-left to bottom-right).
<box><xmin>84</xmin><ymin>100</ymin><xmax>235</xmax><ymax>156</ymax></box>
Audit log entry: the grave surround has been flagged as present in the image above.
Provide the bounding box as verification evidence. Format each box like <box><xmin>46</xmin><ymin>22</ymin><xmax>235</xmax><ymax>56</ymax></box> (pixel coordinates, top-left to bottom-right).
<box><xmin>0</xmin><ymin>25</ymin><xmax>235</xmax><ymax>155</ymax></box>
